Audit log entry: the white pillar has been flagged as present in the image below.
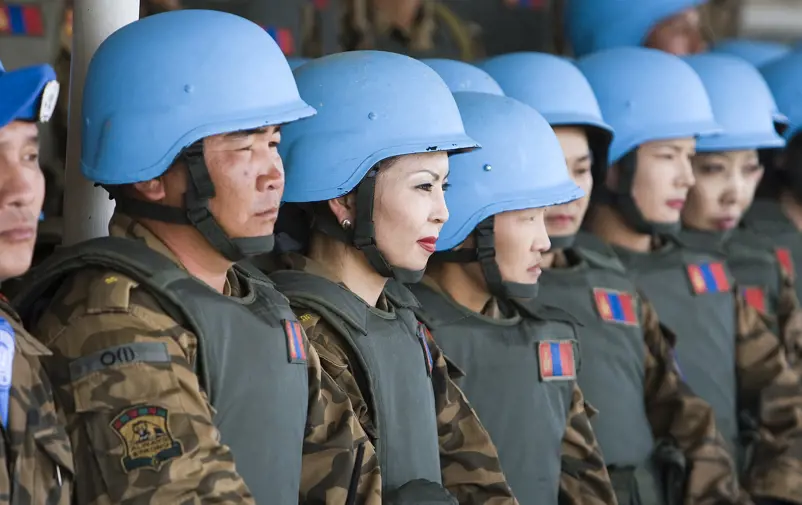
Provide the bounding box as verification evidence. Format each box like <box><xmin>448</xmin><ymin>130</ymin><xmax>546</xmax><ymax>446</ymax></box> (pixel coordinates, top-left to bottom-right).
<box><xmin>62</xmin><ymin>0</ymin><xmax>140</xmax><ymax>245</ymax></box>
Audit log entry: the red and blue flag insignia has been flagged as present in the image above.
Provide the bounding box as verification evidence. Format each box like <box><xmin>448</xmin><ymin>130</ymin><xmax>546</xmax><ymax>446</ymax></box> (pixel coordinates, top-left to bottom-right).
<box><xmin>776</xmin><ymin>248</ymin><xmax>795</xmax><ymax>280</ymax></box>
<box><xmin>0</xmin><ymin>3</ymin><xmax>44</xmax><ymax>36</ymax></box>
<box><xmin>686</xmin><ymin>263</ymin><xmax>730</xmax><ymax>294</ymax></box>
<box><xmin>741</xmin><ymin>286</ymin><xmax>767</xmax><ymax>314</ymax></box>
<box><xmin>262</xmin><ymin>25</ymin><xmax>295</xmax><ymax>56</ymax></box>
<box><xmin>593</xmin><ymin>288</ymin><xmax>638</xmax><ymax>326</ymax></box>
<box><xmin>312</xmin><ymin>0</ymin><xmax>329</xmax><ymax>9</ymax></box>
<box><xmin>283</xmin><ymin>320</ymin><xmax>307</xmax><ymax>364</ymax></box>
<box><xmin>503</xmin><ymin>0</ymin><xmax>546</xmax><ymax>9</ymax></box>
<box><xmin>538</xmin><ymin>341</ymin><xmax>575</xmax><ymax>381</ymax></box>
<box><xmin>417</xmin><ymin>324</ymin><xmax>434</xmax><ymax>377</ymax></box>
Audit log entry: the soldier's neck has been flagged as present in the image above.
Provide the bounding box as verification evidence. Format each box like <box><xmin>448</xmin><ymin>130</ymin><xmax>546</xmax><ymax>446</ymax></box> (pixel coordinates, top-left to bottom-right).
<box><xmin>780</xmin><ymin>189</ymin><xmax>802</xmax><ymax>232</ymax></box>
<box><xmin>587</xmin><ymin>204</ymin><xmax>652</xmax><ymax>253</ymax></box>
<box><xmin>541</xmin><ymin>251</ymin><xmax>556</xmax><ymax>269</ymax></box>
<box><xmin>145</xmin><ymin>220</ymin><xmax>231</xmax><ymax>293</ymax></box>
<box><xmin>308</xmin><ymin>233</ymin><xmax>387</xmax><ymax>307</ymax></box>
<box><xmin>427</xmin><ymin>263</ymin><xmax>492</xmax><ymax>315</ymax></box>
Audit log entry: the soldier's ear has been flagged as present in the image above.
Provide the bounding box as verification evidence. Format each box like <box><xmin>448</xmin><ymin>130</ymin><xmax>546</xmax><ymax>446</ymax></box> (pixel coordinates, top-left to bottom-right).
<box><xmin>131</xmin><ymin>177</ymin><xmax>167</xmax><ymax>202</ymax></box>
<box><xmin>327</xmin><ymin>193</ymin><xmax>356</xmax><ymax>226</ymax></box>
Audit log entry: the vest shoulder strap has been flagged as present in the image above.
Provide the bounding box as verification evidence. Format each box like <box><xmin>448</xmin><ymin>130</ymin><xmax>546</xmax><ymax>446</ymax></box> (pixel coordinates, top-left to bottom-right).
<box><xmin>573</xmin><ymin>232</ymin><xmax>628</xmax><ymax>273</ymax></box>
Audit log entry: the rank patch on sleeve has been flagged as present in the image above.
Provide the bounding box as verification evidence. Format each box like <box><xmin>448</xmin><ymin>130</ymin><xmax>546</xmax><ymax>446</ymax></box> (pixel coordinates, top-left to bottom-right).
<box><xmin>593</xmin><ymin>288</ymin><xmax>638</xmax><ymax>326</ymax></box>
<box><xmin>776</xmin><ymin>248</ymin><xmax>795</xmax><ymax>279</ymax></box>
<box><xmin>538</xmin><ymin>341</ymin><xmax>576</xmax><ymax>381</ymax></box>
<box><xmin>417</xmin><ymin>324</ymin><xmax>435</xmax><ymax>377</ymax></box>
<box><xmin>686</xmin><ymin>263</ymin><xmax>730</xmax><ymax>294</ymax></box>
<box><xmin>0</xmin><ymin>4</ymin><xmax>44</xmax><ymax>36</ymax></box>
<box><xmin>283</xmin><ymin>320</ymin><xmax>307</xmax><ymax>364</ymax></box>
<box><xmin>111</xmin><ymin>405</ymin><xmax>183</xmax><ymax>472</ymax></box>
<box><xmin>741</xmin><ymin>286</ymin><xmax>766</xmax><ymax>314</ymax></box>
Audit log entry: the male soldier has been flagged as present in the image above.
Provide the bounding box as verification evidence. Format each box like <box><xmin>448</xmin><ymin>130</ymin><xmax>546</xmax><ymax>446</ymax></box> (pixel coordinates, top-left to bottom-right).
<box><xmin>564</xmin><ymin>0</ymin><xmax>708</xmax><ymax>57</ymax></box>
<box><xmin>482</xmin><ymin>51</ymin><xmax>745</xmax><ymax>505</ymax></box>
<box><xmin>580</xmin><ymin>47</ymin><xmax>802</xmax><ymax>504</ymax></box>
<box><xmin>342</xmin><ymin>0</ymin><xmax>484</xmax><ymax>60</ymax></box>
<box><xmin>14</xmin><ymin>10</ymin><xmax>380</xmax><ymax>505</ymax></box>
<box><xmin>0</xmin><ymin>57</ymin><xmax>73</xmax><ymax>505</ymax></box>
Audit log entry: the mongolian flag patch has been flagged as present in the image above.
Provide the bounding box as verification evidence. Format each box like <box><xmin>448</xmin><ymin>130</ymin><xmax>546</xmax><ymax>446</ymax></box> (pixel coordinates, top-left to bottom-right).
<box><xmin>741</xmin><ymin>286</ymin><xmax>767</xmax><ymax>314</ymax></box>
<box><xmin>263</xmin><ymin>25</ymin><xmax>295</xmax><ymax>56</ymax></box>
<box><xmin>417</xmin><ymin>324</ymin><xmax>435</xmax><ymax>377</ymax></box>
<box><xmin>283</xmin><ymin>320</ymin><xmax>307</xmax><ymax>364</ymax></box>
<box><xmin>776</xmin><ymin>248</ymin><xmax>795</xmax><ymax>280</ymax></box>
<box><xmin>593</xmin><ymin>288</ymin><xmax>638</xmax><ymax>326</ymax></box>
<box><xmin>537</xmin><ymin>341</ymin><xmax>575</xmax><ymax>381</ymax></box>
<box><xmin>686</xmin><ymin>263</ymin><xmax>730</xmax><ymax>294</ymax></box>
<box><xmin>0</xmin><ymin>3</ymin><xmax>44</xmax><ymax>36</ymax></box>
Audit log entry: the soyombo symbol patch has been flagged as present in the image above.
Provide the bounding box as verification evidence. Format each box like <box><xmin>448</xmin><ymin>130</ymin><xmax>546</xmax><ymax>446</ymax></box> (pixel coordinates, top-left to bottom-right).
<box><xmin>593</xmin><ymin>288</ymin><xmax>638</xmax><ymax>326</ymax></box>
<box><xmin>283</xmin><ymin>320</ymin><xmax>307</xmax><ymax>364</ymax></box>
<box><xmin>111</xmin><ymin>405</ymin><xmax>183</xmax><ymax>472</ymax></box>
<box><xmin>538</xmin><ymin>341</ymin><xmax>575</xmax><ymax>381</ymax></box>
<box><xmin>686</xmin><ymin>263</ymin><xmax>730</xmax><ymax>294</ymax></box>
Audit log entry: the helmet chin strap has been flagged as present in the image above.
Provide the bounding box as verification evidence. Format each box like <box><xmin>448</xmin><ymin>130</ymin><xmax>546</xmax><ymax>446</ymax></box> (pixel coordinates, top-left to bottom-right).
<box><xmin>110</xmin><ymin>142</ymin><xmax>275</xmax><ymax>262</ymax></box>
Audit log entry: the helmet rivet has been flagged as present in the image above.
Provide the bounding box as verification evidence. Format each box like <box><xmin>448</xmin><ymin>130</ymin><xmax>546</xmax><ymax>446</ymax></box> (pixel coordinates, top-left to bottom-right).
<box><xmin>483</xmin><ymin>164</ymin><xmax>492</xmax><ymax>171</ymax></box>
<box><xmin>368</xmin><ymin>112</ymin><xmax>377</xmax><ymax>120</ymax></box>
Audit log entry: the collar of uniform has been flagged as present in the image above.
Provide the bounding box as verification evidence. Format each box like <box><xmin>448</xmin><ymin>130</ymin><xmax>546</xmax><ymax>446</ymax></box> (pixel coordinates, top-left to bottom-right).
<box><xmin>279</xmin><ymin>252</ymin><xmax>392</xmax><ymax>311</ymax></box>
<box><xmin>742</xmin><ymin>199</ymin><xmax>797</xmax><ymax>232</ymax></box>
<box><xmin>109</xmin><ymin>213</ymin><xmax>236</xmax><ymax>296</ymax></box>
<box><xmin>676</xmin><ymin>227</ymin><xmax>729</xmax><ymax>255</ymax></box>
<box><xmin>550</xmin><ymin>249</ymin><xmax>572</xmax><ymax>269</ymax></box>
<box><xmin>419</xmin><ymin>274</ymin><xmax>516</xmax><ymax>321</ymax></box>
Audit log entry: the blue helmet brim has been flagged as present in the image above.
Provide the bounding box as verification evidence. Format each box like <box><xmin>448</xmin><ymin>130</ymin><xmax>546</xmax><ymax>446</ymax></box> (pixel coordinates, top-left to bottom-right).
<box><xmin>0</xmin><ymin>64</ymin><xmax>56</xmax><ymax>128</ymax></box>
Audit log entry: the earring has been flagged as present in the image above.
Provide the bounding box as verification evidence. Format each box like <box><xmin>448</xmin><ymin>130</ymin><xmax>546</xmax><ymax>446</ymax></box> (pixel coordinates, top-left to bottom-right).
<box><xmin>341</xmin><ymin>219</ymin><xmax>352</xmax><ymax>230</ymax></box>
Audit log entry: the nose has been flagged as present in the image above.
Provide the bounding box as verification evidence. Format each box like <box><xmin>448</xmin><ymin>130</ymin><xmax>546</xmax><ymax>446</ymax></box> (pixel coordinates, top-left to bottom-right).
<box><xmin>725</xmin><ymin>170</ymin><xmax>747</xmax><ymax>207</ymax></box>
<box><xmin>432</xmin><ymin>186</ymin><xmax>449</xmax><ymax>225</ymax></box>
<box><xmin>0</xmin><ymin>159</ymin><xmax>37</xmax><ymax>209</ymax></box>
<box><xmin>532</xmin><ymin>212</ymin><xmax>551</xmax><ymax>252</ymax></box>
<box><xmin>257</xmin><ymin>152</ymin><xmax>285</xmax><ymax>194</ymax></box>
<box><xmin>677</xmin><ymin>156</ymin><xmax>696</xmax><ymax>188</ymax></box>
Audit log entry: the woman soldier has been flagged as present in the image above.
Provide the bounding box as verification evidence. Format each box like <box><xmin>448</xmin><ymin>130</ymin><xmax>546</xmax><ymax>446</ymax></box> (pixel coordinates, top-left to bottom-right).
<box><xmin>482</xmin><ymin>50</ymin><xmax>745</xmax><ymax>505</ymax></box>
<box><xmin>409</xmin><ymin>60</ymin><xmax>617</xmax><ymax>505</ymax></box>
<box><xmin>580</xmin><ymin>46</ymin><xmax>802</xmax><ymax>505</ymax></box>
<box><xmin>269</xmin><ymin>50</ymin><xmax>517</xmax><ymax>505</ymax></box>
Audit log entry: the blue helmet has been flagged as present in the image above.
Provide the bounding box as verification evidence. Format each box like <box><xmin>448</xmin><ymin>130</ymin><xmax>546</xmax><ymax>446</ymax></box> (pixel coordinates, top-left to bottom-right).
<box><xmin>685</xmin><ymin>54</ymin><xmax>785</xmax><ymax>152</ymax></box>
<box><xmin>760</xmin><ymin>52</ymin><xmax>802</xmax><ymax>141</ymax></box>
<box><xmin>287</xmin><ymin>57</ymin><xmax>310</xmax><ymax>70</ymax></box>
<box><xmin>435</xmin><ymin>92</ymin><xmax>582</xmax><ymax>299</ymax></box>
<box><xmin>438</xmin><ymin>93</ymin><xmax>582</xmax><ymax>251</ymax></box>
<box><xmin>279</xmin><ymin>51</ymin><xmax>478</xmax><ymax>282</ymax></box>
<box><xmin>578</xmin><ymin>47</ymin><xmax>718</xmax><ymax>235</ymax></box>
<box><xmin>566</xmin><ymin>0</ymin><xmax>706</xmax><ymax>57</ymax></box>
<box><xmin>0</xmin><ymin>60</ymin><xmax>59</xmax><ymax>129</ymax></box>
<box><xmin>711</xmin><ymin>39</ymin><xmax>790</xmax><ymax>68</ymax></box>
<box><xmin>479</xmin><ymin>52</ymin><xmax>612</xmax><ymax>151</ymax></box>
<box><xmin>80</xmin><ymin>10</ymin><xmax>316</xmax><ymax>262</ymax></box>
<box><xmin>578</xmin><ymin>47</ymin><xmax>719</xmax><ymax>164</ymax></box>
<box><xmin>281</xmin><ymin>51</ymin><xmax>478</xmax><ymax>203</ymax></box>
<box><xmin>81</xmin><ymin>10</ymin><xmax>314</xmax><ymax>185</ymax></box>
<box><xmin>420</xmin><ymin>58</ymin><xmax>504</xmax><ymax>96</ymax></box>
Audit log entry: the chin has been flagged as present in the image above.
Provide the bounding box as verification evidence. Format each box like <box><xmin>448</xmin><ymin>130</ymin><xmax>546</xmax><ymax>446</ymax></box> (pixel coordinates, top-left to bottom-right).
<box><xmin>0</xmin><ymin>256</ymin><xmax>33</xmax><ymax>282</ymax></box>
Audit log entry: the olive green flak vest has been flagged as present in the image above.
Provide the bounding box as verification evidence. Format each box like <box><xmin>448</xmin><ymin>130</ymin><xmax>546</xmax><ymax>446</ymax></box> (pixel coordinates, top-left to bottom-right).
<box><xmin>408</xmin><ymin>282</ymin><xmax>578</xmax><ymax>505</ymax></box>
<box><xmin>13</xmin><ymin>237</ymin><xmax>308</xmax><ymax>505</ymax></box>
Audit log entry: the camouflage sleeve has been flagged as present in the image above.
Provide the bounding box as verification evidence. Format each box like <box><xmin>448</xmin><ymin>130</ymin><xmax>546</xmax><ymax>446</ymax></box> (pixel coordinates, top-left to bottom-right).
<box><xmin>734</xmin><ymin>296</ymin><xmax>802</xmax><ymax>504</ymax></box>
<box><xmin>300</xmin><ymin>316</ymin><xmax>383</xmax><ymax>505</ymax></box>
<box><xmin>427</xmin><ymin>336</ymin><xmax>519</xmax><ymax>505</ymax></box>
<box><xmin>558</xmin><ymin>383</ymin><xmax>618</xmax><ymax>505</ymax></box>
<box><xmin>775</xmin><ymin>269</ymin><xmax>802</xmax><ymax>375</ymax></box>
<box><xmin>640</xmin><ymin>298</ymin><xmax>743</xmax><ymax>504</ymax></box>
<box><xmin>32</xmin><ymin>272</ymin><xmax>254</xmax><ymax>504</ymax></box>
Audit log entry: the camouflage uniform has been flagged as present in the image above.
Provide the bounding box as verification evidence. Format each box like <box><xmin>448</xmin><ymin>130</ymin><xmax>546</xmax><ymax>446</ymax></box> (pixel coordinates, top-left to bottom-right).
<box><xmin>277</xmin><ymin>253</ymin><xmax>518</xmax><ymax>505</ymax></box>
<box><xmin>545</xmin><ymin>249</ymin><xmax>746</xmax><ymax>505</ymax></box>
<box><xmin>0</xmin><ymin>298</ymin><xmax>74</xmax><ymax>505</ymax></box>
<box><xmin>23</xmin><ymin>214</ymin><xmax>382</xmax><ymax>505</ymax></box>
<box><xmin>342</xmin><ymin>0</ymin><xmax>484</xmax><ymax>60</ymax></box>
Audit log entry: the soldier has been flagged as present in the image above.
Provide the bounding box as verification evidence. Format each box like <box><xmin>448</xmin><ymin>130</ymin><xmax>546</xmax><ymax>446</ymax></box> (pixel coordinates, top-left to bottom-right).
<box><xmin>579</xmin><ymin>46</ymin><xmax>802</xmax><ymax>504</ymax></box>
<box><xmin>0</xmin><ymin>57</ymin><xmax>73</xmax><ymax>505</ymax></box>
<box><xmin>710</xmin><ymin>39</ymin><xmax>790</xmax><ymax>68</ymax></box>
<box><xmin>740</xmin><ymin>52</ymin><xmax>802</xmax><ymax>308</ymax></box>
<box><xmin>679</xmin><ymin>54</ymin><xmax>802</xmax><ymax>368</ymax></box>
<box><xmin>406</xmin><ymin>63</ymin><xmax>617</xmax><ymax>505</ymax></box>
<box><xmin>269</xmin><ymin>51</ymin><xmax>518</xmax><ymax>505</ymax></box>
<box><xmin>482</xmin><ymin>50</ymin><xmax>745</xmax><ymax>505</ymax></box>
<box><xmin>564</xmin><ymin>0</ymin><xmax>708</xmax><ymax>57</ymax></box>
<box><xmin>342</xmin><ymin>0</ymin><xmax>484</xmax><ymax>61</ymax></box>
<box><xmin>13</xmin><ymin>11</ymin><xmax>380</xmax><ymax>505</ymax></box>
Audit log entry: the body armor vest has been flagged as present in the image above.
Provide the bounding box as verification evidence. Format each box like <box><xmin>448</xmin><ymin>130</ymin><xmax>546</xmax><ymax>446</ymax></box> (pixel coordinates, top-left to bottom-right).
<box><xmin>409</xmin><ymin>283</ymin><xmax>578</xmax><ymax>505</ymax></box>
<box><xmin>742</xmin><ymin>200</ymin><xmax>802</xmax><ymax>302</ymax></box>
<box><xmin>269</xmin><ymin>271</ymin><xmax>444</xmax><ymax>493</ymax></box>
<box><xmin>543</xmin><ymin>236</ymin><xmax>665</xmax><ymax>505</ymax></box>
<box><xmin>13</xmin><ymin>237</ymin><xmax>308</xmax><ymax>505</ymax></box>
<box><xmin>612</xmin><ymin>240</ymin><xmax>739</xmax><ymax>460</ymax></box>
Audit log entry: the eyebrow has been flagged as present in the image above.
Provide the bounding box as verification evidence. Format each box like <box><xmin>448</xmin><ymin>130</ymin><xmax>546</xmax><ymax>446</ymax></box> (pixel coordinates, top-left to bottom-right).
<box><xmin>224</xmin><ymin>126</ymin><xmax>277</xmax><ymax>139</ymax></box>
<box><xmin>0</xmin><ymin>134</ymin><xmax>39</xmax><ymax>147</ymax></box>
<box><xmin>416</xmin><ymin>169</ymin><xmax>449</xmax><ymax>181</ymax></box>
<box><xmin>571</xmin><ymin>153</ymin><xmax>592</xmax><ymax>163</ymax></box>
